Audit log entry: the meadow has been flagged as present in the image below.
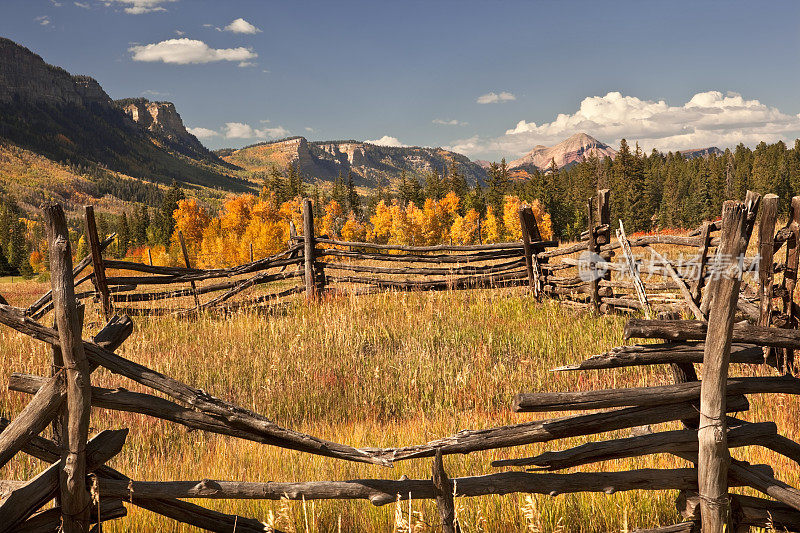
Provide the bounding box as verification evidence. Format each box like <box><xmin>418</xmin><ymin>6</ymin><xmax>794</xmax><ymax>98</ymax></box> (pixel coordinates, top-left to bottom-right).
<box><xmin>0</xmin><ymin>279</ymin><xmax>794</xmax><ymax>532</ymax></box>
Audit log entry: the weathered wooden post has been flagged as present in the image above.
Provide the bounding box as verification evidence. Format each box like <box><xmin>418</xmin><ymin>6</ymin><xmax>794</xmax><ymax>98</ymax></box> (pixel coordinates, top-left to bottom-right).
<box><xmin>691</xmin><ymin>221</ymin><xmax>713</xmax><ymax>306</ymax></box>
<box><xmin>758</xmin><ymin>195</ymin><xmax>779</xmax><ymax>359</ymax></box>
<box><xmin>302</xmin><ymin>198</ymin><xmax>317</xmax><ymax>299</ymax></box>
<box><xmin>586</xmin><ymin>196</ymin><xmax>601</xmax><ymax>313</ymax></box>
<box><xmin>518</xmin><ymin>205</ymin><xmax>543</xmax><ymax>299</ymax></box>
<box><xmin>616</xmin><ymin>220</ymin><xmax>650</xmax><ymax>318</ymax></box>
<box><xmin>147</xmin><ymin>247</ymin><xmax>154</xmax><ymax>267</ymax></box>
<box><xmin>596</xmin><ymin>190</ymin><xmax>613</xmax><ymax>313</ymax></box>
<box><xmin>779</xmin><ymin>196</ymin><xmax>800</xmax><ymax>373</ymax></box>
<box><xmin>432</xmin><ymin>449</ymin><xmax>460</xmax><ymax>533</ymax></box>
<box><xmin>177</xmin><ymin>231</ymin><xmax>201</xmax><ymax>311</ymax></box>
<box><xmin>84</xmin><ymin>206</ymin><xmax>111</xmax><ymax>319</ymax></box>
<box><xmin>698</xmin><ymin>200</ymin><xmax>748</xmax><ymax>532</ymax></box>
<box><xmin>45</xmin><ymin>203</ymin><xmax>92</xmax><ymax>532</ymax></box>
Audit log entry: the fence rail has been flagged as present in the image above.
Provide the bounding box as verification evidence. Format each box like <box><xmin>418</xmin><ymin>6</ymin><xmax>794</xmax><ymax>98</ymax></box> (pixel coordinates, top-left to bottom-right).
<box><xmin>2</xmin><ymin>191</ymin><xmax>800</xmax><ymax>531</ymax></box>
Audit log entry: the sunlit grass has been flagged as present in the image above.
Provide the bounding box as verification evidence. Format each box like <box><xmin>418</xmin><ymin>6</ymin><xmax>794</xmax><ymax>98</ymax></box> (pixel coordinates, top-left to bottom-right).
<box><xmin>0</xmin><ymin>277</ymin><xmax>794</xmax><ymax>531</ymax></box>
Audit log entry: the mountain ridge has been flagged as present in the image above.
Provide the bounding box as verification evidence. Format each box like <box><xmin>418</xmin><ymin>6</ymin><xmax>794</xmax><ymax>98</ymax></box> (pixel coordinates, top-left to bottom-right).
<box><xmin>509</xmin><ymin>133</ymin><xmax>618</xmax><ymax>171</ymax></box>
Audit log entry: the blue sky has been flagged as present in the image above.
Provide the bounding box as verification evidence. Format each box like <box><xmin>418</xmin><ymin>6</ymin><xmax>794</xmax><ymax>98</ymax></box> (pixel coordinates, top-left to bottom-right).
<box><xmin>2</xmin><ymin>0</ymin><xmax>800</xmax><ymax>160</ymax></box>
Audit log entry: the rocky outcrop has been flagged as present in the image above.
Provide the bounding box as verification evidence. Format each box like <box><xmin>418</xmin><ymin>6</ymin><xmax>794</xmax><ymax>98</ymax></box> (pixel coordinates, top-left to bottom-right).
<box><xmin>223</xmin><ymin>137</ymin><xmax>488</xmax><ymax>186</ymax></box>
<box><xmin>0</xmin><ymin>38</ymin><xmax>112</xmax><ymax>106</ymax></box>
<box><xmin>678</xmin><ymin>147</ymin><xmax>724</xmax><ymax>159</ymax></box>
<box><xmin>117</xmin><ymin>98</ymin><xmax>210</xmax><ymax>158</ymax></box>
<box><xmin>509</xmin><ymin>133</ymin><xmax>618</xmax><ymax>171</ymax></box>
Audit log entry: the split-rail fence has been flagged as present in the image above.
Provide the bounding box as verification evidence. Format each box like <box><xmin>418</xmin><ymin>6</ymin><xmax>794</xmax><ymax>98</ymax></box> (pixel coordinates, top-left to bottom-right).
<box><xmin>1</xmin><ymin>190</ymin><xmax>800</xmax><ymax>531</ymax></box>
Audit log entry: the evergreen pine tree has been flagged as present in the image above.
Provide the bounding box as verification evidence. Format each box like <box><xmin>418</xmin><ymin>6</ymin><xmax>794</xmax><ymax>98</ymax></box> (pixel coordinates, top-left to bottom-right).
<box><xmin>346</xmin><ymin>171</ymin><xmax>361</xmax><ymax>216</ymax></box>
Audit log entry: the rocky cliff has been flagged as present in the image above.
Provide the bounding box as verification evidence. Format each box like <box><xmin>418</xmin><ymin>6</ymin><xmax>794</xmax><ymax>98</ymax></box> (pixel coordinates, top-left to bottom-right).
<box><xmin>0</xmin><ymin>37</ymin><xmax>245</xmax><ymax>191</ymax></box>
<box><xmin>222</xmin><ymin>137</ymin><xmax>488</xmax><ymax>186</ymax></box>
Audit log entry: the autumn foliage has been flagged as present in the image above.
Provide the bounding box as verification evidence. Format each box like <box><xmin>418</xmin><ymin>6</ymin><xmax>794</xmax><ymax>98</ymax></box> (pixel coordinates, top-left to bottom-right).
<box><xmin>169</xmin><ymin>191</ymin><xmax>552</xmax><ymax>267</ymax></box>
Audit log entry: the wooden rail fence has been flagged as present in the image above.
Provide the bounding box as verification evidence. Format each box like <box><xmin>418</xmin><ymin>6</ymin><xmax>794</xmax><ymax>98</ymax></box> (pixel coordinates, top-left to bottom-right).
<box><xmin>1</xmin><ymin>191</ymin><xmax>800</xmax><ymax>530</ymax></box>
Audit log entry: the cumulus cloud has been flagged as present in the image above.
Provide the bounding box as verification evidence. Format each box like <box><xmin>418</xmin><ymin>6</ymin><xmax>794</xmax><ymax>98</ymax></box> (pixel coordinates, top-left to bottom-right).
<box><xmin>224</xmin><ymin>18</ymin><xmax>261</xmax><ymax>34</ymax></box>
<box><xmin>187</xmin><ymin>127</ymin><xmax>218</xmax><ymax>139</ymax></box>
<box><xmin>104</xmin><ymin>0</ymin><xmax>177</xmax><ymax>14</ymax></box>
<box><xmin>433</xmin><ymin>118</ymin><xmax>468</xmax><ymax>126</ymax></box>
<box><xmin>449</xmin><ymin>90</ymin><xmax>800</xmax><ymax>157</ymax></box>
<box><xmin>223</xmin><ymin>122</ymin><xmax>289</xmax><ymax>140</ymax></box>
<box><xmin>366</xmin><ymin>136</ymin><xmax>407</xmax><ymax>147</ymax></box>
<box><xmin>477</xmin><ymin>91</ymin><xmax>516</xmax><ymax>104</ymax></box>
<box><xmin>129</xmin><ymin>38</ymin><xmax>257</xmax><ymax>65</ymax></box>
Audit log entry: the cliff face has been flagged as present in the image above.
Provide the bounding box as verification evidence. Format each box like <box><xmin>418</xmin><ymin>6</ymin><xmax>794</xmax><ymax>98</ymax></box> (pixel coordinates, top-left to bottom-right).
<box><xmin>0</xmin><ymin>38</ymin><xmax>112</xmax><ymax>106</ymax></box>
<box><xmin>0</xmin><ymin>37</ymin><xmax>245</xmax><ymax>191</ymax></box>
<box><xmin>117</xmin><ymin>97</ymin><xmax>212</xmax><ymax>160</ymax></box>
<box><xmin>223</xmin><ymin>137</ymin><xmax>488</xmax><ymax>186</ymax></box>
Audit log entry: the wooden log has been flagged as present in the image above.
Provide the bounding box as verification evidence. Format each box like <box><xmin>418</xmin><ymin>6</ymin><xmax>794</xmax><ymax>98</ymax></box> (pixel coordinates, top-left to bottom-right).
<box><xmin>691</xmin><ymin>222</ymin><xmax>713</xmax><ymax>304</ymax></box>
<box><xmin>318</xmin><ymin>258</ymin><xmax>525</xmax><ymax>276</ymax></box>
<box><xmin>94</xmin><ymin>467</ymin><xmax>739</xmax><ymax>507</ymax></box>
<box><xmin>0</xmin><ymin>304</ymin><xmax>389</xmax><ymax>466</ymax></box>
<box><xmin>519</xmin><ymin>206</ymin><xmax>543</xmax><ymax>299</ymax></box>
<box><xmin>26</xmin><ymin>233</ymin><xmax>115</xmax><ymax>318</ymax></box>
<box><xmin>729</xmin><ymin>459</ymin><xmax>800</xmax><ymax>512</ymax></box>
<box><xmin>432</xmin><ymin>449</ymin><xmax>459</xmax><ymax>533</ymax></box>
<box><xmin>366</xmin><ymin>395</ymin><xmax>749</xmax><ymax>463</ymax></box>
<box><xmin>45</xmin><ymin>203</ymin><xmax>94</xmax><ymax>533</ymax></box>
<box><xmin>0</xmin><ymin>418</ymin><xmax>269</xmax><ymax>533</ymax></box>
<box><xmin>177</xmin><ymin>230</ymin><xmax>201</xmax><ymax>311</ymax></box>
<box><xmin>293</xmin><ymin>235</ymin><xmax>556</xmax><ymax>253</ymax></box>
<box><xmin>596</xmin><ymin>190</ymin><xmax>613</xmax><ymax>309</ymax></box>
<box><xmin>325</xmin><ymin>269</ymin><xmax>529</xmax><ymax>291</ymax></box>
<box><xmin>0</xmin><ymin>428</ymin><xmax>128</xmax><ymax>531</ymax></box>
<box><xmin>318</xmin><ymin>247</ymin><xmax>523</xmax><ymax>264</ymax></box>
<box><xmin>513</xmin><ymin>376</ymin><xmax>800</xmax><ymax>412</ymax></box>
<box><xmin>0</xmin><ymin>371</ymin><xmax>66</xmax><ymax>468</ymax></box>
<box><xmin>646</xmin><ymin>245</ymin><xmax>706</xmax><ymax>320</ymax></box>
<box><xmin>617</xmin><ymin>220</ymin><xmax>650</xmax><ymax>318</ymax></box>
<box><xmin>552</xmin><ymin>342</ymin><xmax>766</xmax><ymax>371</ymax></box>
<box><xmin>491</xmin><ymin>422</ymin><xmax>776</xmax><ymax>469</ymax></box>
<box><xmin>84</xmin><ymin>206</ymin><xmax>112</xmax><ymax>319</ymax></box>
<box><xmin>586</xmin><ymin>196</ymin><xmax>601</xmax><ymax>313</ymax></box>
<box><xmin>758</xmin><ymin>194</ymin><xmax>779</xmax><ymax>332</ymax></box>
<box><xmin>624</xmin><ymin>318</ymin><xmax>800</xmax><ymax>349</ymax></box>
<box><xmin>302</xmin><ymin>198</ymin><xmax>317</xmax><ymax>299</ymax></box>
<box><xmin>632</xmin><ymin>523</ymin><xmax>698</xmax><ymax>533</ymax></box>
<box><xmin>198</xmin><ymin>269</ymin><xmax>304</xmax><ymax>310</ymax></box>
<box><xmin>18</xmin><ymin>498</ymin><xmax>127</xmax><ymax>532</ymax></box>
<box><xmin>10</xmin><ymin>373</ymin><xmax>291</xmax><ymax>444</ymax></box>
<box><xmin>779</xmin><ymin>196</ymin><xmax>800</xmax><ymax>372</ymax></box>
<box><xmin>698</xmin><ymin>200</ymin><xmax>750</xmax><ymax>533</ymax></box>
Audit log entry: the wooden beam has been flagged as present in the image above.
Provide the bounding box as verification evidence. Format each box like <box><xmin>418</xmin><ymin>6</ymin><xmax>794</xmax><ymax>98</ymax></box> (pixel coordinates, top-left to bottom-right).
<box><xmin>177</xmin><ymin>230</ymin><xmax>201</xmax><ymax>311</ymax></box>
<box><xmin>698</xmin><ymin>200</ymin><xmax>749</xmax><ymax>532</ymax></box>
<box><xmin>691</xmin><ymin>222</ymin><xmax>713</xmax><ymax>307</ymax></box>
<box><xmin>0</xmin><ymin>428</ymin><xmax>128</xmax><ymax>531</ymax></box>
<box><xmin>518</xmin><ymin>206</ymin><xmax>543</xmax><ymax>299</ymax></box>
<box><xmin>302</xmin><ymin>198</ymin><xmax>317</xmax><ymax>299</ymax></box>
<box><xmin>646</xmin><ymin>245</ymin><xmax>705</xmax><ymax>320</ymax></box>
<box><xmin>46</xmin><ymin>203</ymin><xmax>93</xmax><ymax>532</ymax></box>
<box><xmin>84</xmin><ymin>206</ymin><xmax>112</xmax><ymax>319</ymax></box>
<box><xmin>624</xmin><ymin>318</ymin><xmax>800</xmax><ymax>349</ymax></box>
<box><xmin>616</xmin><ymin>220</ymin><xmax>650</xmax><ymax>318</ymax></box>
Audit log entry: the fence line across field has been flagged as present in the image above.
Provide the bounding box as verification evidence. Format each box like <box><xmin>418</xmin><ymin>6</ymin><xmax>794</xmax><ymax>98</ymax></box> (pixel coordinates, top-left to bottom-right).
<box><xmin>1</xmin><ymin>190</ymin><xmax>800</xmax><ymax>531</ymax></box>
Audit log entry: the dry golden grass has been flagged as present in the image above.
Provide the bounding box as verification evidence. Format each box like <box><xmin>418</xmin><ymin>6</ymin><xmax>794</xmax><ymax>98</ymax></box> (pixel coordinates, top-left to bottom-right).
<box><xmin>0</xmin><ymin>275</ymin><xmax>794</xmax><ymax>531</ymax></box>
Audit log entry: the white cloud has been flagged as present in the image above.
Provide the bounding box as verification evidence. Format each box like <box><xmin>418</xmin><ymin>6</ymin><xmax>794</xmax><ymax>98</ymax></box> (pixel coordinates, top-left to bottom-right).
<box><xmin>224</xmin><ymin>18</ymin><xmax>261</xmax><ymax>34</ymax></box>
<box><xmin>223</xmin><ymin>122</ymin><xmax>289</xmax><ymax>140</ymax></box>
<box><xmin>103</xmin><ymin>0</ymin><xmax>177</xmax><ymax>14</ymax></box>
<box><xmin>74</xmin><ymin>1</ymin><xmax>90</xmax><ymax>7</ymax></box>
<box><xmin>433</xmin><ymin>118</ymin><xmax>468</xmax><ymax>126</ymax></box>
<box><xmin>141</xmin><ymin>89</ymin><xmax>169</xmax><ymax>98</ymax></box>
<box><xmin>187</xmin><ymin>127</ymin><xmax>218</xmax><ymax>139</ymax></box>
<box><xmin>35</xmin><ymin>15</ymin><xmax>51</xmax><ymax>26</ymax></box>
<box><xmin>449</xmin><ymin>90</ymin><xmax>800</xmax><ymax>157</ymax></box>
<box><xmin>366</xmin><ymin>135</ymin><xmax>407</xmax><ymax>147</ymax></box>
<box><xmin>476</xmin><ymin>91</ymin><xmax>516</xmax><ymax>104</ymax></box>
<box><xmin>174</xmin><ymin>29</ymin><xmax>185</xmax><ymax>36</ymax></box>
<box><xmin>237</xmin><ymin>61</ymin><xmax>257</xmax><ymax>68</ymax></box>
<box><xmin>129</xmin><ymin>38</ymin><xmax>257</xmax><ymax>65</ymax></box>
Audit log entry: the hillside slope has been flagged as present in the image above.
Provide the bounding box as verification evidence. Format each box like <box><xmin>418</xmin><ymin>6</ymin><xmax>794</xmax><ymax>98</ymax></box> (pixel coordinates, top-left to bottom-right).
<box><xmin>222</xmin><ymin>137</ymin><xmax>488</xmax><ymax>186</ymax></box>
<box><xmin>0</xmin><ymin>37</ymin><xmax>249</xmax><ymax>192</ymax></box>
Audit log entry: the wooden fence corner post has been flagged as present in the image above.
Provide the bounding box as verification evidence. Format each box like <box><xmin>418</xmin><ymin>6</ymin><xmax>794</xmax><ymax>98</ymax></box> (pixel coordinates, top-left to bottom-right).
<box><xmin>84</xmin><ymin>206</ymin><xmax>112</xmax><ymax>319</ymax></box>
<box><xmin>586</xmin><ymin>196</ymin><xmax>601</xmax><ymax>313</ymax></box>
<box><xmin>698</xmin><ymin>200</ymin><xmax>748</xmax><ymax>533</ymax></box>
<box><xmin>302</xmin><ymin>198</ymin><xmax>318</xmax><ymax>300</ymax></box>
<box><xmin>758</xmin><ymin>194</ymin><xmax>779</xmax><ymax>360</ymax></box>
<box><xmin>177</xmin><ymin>230</ymin><xmax>201</xmax><ymax>312</ymax></box>
<box><xmin>518</xmin><ymin>205</ymin><xmax>543</xmax><ymax>299</ymax></box>
<box><xmin>596</xmin><ymin>189</ymin><xmax>613</xmax><ymax>313</ymax></box>
<box><xmin>45</xmin><ymin>203</ymin><xmax>92</xmax><ymax>533</ymax></box>
<box><xmin>432</xmin><ymin>449</ymin><xmax>460</xmax><ymax>533</ymax></box>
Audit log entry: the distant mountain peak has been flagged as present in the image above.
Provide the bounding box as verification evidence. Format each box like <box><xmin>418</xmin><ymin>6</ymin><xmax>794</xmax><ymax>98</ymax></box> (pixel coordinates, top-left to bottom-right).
<box><xmin>509</xmin><ymin>132</ymin><xmax>617</xmax><ymax>171</ymax></box>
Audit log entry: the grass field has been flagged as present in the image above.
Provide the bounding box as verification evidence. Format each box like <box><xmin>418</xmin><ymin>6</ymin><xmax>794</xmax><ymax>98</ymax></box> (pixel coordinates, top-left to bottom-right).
<box><xmin>0</xmin><ymin>279</ymin><xmax>794</xmax><ymax>532</ymax></box>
